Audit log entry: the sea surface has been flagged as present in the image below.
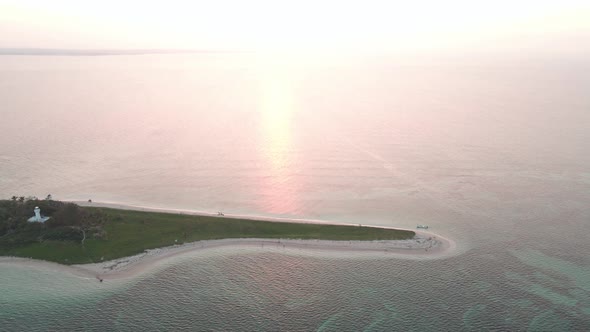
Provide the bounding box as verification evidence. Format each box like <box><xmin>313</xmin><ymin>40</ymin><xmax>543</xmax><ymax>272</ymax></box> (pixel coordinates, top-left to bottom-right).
<box><xmin>1</xmin><ymin>54</ymin><xmax>589</xmax><ymax>331</ymax></box>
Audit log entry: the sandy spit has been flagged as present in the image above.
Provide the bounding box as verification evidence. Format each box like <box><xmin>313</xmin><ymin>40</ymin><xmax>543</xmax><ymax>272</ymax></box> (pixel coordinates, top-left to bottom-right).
<box><xmin>0</xmin><ymin>201</ymin><xmax>456</xmax><ymax>281</ymax></box>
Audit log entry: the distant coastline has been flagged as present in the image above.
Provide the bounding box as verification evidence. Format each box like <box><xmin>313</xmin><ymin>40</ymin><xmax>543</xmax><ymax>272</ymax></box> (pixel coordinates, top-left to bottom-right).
<box><xmin>0</xmin><ymin>48</ymin><xmax>239</xmax><ymax>56</ymax></box>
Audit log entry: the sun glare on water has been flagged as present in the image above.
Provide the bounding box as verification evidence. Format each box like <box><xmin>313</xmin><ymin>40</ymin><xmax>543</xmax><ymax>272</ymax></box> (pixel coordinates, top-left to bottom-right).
<box><xmin>256</xmin><ymin>63</ymin><xmax>303</xmax><ymax>214</ymax></box>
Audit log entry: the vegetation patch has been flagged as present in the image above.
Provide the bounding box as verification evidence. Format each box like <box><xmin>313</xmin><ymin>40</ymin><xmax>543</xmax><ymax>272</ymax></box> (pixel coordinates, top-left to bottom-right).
<box><xmin>0</xmin><ymin>198</ymin><xmax>415</xmax><ymax>264</ymax></box>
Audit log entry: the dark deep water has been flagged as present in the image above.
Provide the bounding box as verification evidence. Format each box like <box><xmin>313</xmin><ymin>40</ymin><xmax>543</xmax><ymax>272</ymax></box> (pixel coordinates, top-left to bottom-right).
<box><xmin>1</xmin><ymin>54</ymin><xmax>589</xmax><ymax>330</ymax></box>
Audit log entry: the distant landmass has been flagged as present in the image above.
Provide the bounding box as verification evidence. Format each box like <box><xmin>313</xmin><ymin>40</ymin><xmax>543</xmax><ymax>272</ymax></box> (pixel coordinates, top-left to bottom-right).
<box><xmin>0</xmin><ymin>48</ymin><xmax>235</xmax><ymax>56</ymax></box>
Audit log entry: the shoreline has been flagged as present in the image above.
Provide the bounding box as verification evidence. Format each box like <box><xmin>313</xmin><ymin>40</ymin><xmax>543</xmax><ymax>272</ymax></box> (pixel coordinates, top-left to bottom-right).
<box><xmin>0</xmin><ymin>200</ymin><xmax>456</xmax><ymax>280</ymax></box>
<box><xmin>0</xmin><ymin>235</ymin><xmax>454</xmax><ymax>281</ymax></box>
<box><xmin>72</xmin><ymin>200</ymin><xmax>433</xmax><ymax>233</ymax></box>
<box><xmin>73</xmin><ymin>200</ymin><xmax>383</xmax><ymax>228</ymax></box>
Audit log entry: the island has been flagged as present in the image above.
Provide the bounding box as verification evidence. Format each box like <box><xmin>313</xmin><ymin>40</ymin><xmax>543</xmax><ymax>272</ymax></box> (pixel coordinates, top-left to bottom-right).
<box><xmin>1</xmin><ymin>197</ymin><xmax>452</xmax><ymax>279</ymax></box>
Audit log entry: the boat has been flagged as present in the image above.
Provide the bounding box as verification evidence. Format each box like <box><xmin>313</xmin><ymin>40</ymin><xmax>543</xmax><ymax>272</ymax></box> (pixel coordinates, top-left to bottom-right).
<box><xmin>416</xmin><ymin>225</ymin><xmax>429</xmax><ymax>229</ymax></box>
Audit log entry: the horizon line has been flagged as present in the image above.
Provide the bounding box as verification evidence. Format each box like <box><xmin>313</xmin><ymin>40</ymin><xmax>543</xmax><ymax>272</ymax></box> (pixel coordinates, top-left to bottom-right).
<box><xmin>0</xmin><ymin>47</ymin><xmax>245</xmax><ymax>56</ymax></box>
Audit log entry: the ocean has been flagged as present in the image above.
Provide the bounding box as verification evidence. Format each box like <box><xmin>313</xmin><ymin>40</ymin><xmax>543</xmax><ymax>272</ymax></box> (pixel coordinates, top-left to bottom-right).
<box><xmin>1</xmin><ymin>54</ymin><xmax>589</xmax><ymax>330</ymax></box>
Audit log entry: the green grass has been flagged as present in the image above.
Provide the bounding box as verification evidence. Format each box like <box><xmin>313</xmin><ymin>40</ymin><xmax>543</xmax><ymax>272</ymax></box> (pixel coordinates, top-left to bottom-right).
<box><xmin>0</xmin><ymin>207</ymin><xmax>414</xmax><ymax>264</ymax></box>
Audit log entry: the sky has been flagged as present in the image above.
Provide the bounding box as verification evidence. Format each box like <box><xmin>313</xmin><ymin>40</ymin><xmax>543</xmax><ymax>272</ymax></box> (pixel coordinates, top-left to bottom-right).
<box><xmin>0</xmin><ymin>0</ymin><xmax>589</xmax><ymax>54</ymax></box>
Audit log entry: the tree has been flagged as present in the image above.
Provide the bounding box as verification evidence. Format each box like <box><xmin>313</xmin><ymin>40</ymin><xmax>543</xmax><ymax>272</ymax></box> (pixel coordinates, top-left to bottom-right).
<box><xmin>50</xmin><ymin>203</ymin><xmax>81</xmax><ymax>227</ymax></box>
<box><xmin>49</xmin><ymin>203</ymin><xmax>106</xmax><ymax>245</ymax></box>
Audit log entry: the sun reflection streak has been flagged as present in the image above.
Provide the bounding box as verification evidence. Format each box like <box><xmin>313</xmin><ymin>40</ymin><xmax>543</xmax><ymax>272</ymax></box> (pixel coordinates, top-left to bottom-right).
<box><xmin>257</xmin><ymin>65</ymin><xmax>302</xmax><ymax>215</ymax></box>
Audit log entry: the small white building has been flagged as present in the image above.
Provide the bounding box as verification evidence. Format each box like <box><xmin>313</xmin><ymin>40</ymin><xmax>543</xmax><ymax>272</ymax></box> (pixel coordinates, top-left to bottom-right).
<box><xmin>28</xmin><ymin>206</ymin><xmax>51</xmax><ymax>223</ymax></box>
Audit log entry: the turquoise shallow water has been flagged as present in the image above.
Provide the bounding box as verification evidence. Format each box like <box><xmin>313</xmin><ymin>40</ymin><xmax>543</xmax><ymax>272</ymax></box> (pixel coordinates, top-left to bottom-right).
<box><xmin>2</xmin><ymin>243</ymin><xmax>590</xmax><ymax>331</ymax></box>
<box><xmin>1</xmin><ymin>54</ymin><xmax>589</xmax><ymax>330</ymax></box>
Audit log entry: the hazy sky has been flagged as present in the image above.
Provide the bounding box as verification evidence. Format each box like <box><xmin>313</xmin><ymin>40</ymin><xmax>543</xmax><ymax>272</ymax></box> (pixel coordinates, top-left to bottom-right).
<box><xmin>1</xmin><ymin>0</ymin><xmax>589</xmax><ymax>54</ymax></box>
